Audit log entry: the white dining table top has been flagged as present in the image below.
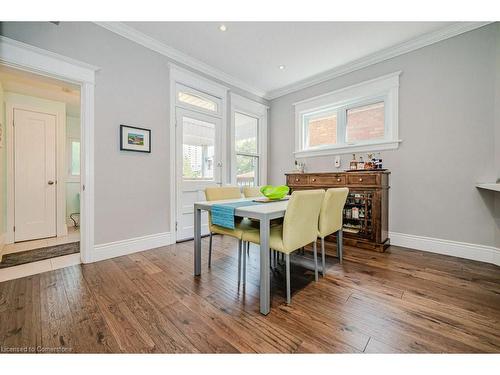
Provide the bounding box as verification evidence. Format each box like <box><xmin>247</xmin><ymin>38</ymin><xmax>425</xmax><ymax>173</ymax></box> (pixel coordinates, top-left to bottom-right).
<box><xmin>194</xmin><ymin>197</ymin><xmax>289</xmax><ymax>220</ymax></box>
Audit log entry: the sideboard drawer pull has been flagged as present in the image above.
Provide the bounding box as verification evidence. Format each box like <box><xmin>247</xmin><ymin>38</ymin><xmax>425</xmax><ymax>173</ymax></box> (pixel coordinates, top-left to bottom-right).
<box><xmin>312</xmin><ymin>178</ymin><xmax>316</xmax><ymax>182</ymax></box>
<box><xmin>337</xmin><ymin>178</ymin><xmax>341</xmax><ymax>182</ymax></box>
<box><xmin>359</xmin><ymin>178</ymin><xmax>363</xmax><ymax>182</ymax></box>
<box><xmin>295</xmin><ymin>178</ymin><xmax>299</xmax><ymax>182</ymax></box>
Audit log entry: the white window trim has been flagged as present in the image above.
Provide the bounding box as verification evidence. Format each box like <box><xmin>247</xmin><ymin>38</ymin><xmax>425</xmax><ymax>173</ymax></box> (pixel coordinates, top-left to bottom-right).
<box><xmin>294</xmin><ymin>71</ymin><xmax>402</xmax><ymax>158</ymax></box>
<box><xmin>230</xmin><ymin>93</ymin><xmax>268</xmax><ymax>186</ymax></box>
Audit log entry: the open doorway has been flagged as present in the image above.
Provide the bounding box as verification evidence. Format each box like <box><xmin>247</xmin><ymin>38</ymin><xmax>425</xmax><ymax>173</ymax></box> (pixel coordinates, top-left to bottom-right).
<box><xmin>0</xmin><ymin>65</ymin><xmax>81</xmax><ymax>268</ymax></box>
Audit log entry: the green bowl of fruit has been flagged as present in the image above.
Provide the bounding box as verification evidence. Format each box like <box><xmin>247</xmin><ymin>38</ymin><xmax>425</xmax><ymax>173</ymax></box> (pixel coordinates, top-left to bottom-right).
<box><xmin>260</xmin><ymin>185</ymin><xmax>290</xmax><ymax>200</ymax></box>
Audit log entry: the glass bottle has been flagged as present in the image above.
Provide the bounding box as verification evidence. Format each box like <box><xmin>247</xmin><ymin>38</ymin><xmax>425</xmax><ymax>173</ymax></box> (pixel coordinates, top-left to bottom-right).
<box><xmin>350</xmin><ymin>154</ymin><xmax>357</xmax><ymax>170</ymax></box>
<box><xmin>357</xmin><ymin>156</ymin><xmax>365</xmax><ymax>170</ymax></box>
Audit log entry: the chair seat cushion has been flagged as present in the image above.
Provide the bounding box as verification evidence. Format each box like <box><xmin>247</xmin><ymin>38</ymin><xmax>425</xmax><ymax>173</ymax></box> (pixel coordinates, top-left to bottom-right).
<box><xmin>242</xmin><ymin>225</ymin><xmax>294</xmax><ymax>254</ymax></box>
<box><xmin>210</xmin><ymin>218</ymin><xmax>258</xmax><ymax>239</ymax></box>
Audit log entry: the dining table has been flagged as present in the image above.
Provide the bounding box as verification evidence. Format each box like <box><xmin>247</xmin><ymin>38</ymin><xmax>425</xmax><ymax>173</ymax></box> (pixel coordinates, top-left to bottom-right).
<box><xmin>193</xmin><ymin>197</ymin><xmax>289</xmax><ymax>315</ymax></box>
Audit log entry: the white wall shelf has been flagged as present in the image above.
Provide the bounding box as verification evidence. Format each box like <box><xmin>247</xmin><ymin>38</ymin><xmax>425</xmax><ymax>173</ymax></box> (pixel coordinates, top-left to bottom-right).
<box><xmin>476</xmin><ymin>183</ymin><xmax>500</xmax><ymax>192</ymax></box>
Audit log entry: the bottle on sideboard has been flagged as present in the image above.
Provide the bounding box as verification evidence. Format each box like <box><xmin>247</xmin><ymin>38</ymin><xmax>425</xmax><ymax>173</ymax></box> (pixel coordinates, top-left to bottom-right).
<box><xmin>350</xmin><ymin>154</ymin><xmax>358</xmax><ymax>170</ymax></box>
<box><xmin>357</xmin><ymin>156</ymin><xmax>365</xmax><ymax>170</ymax></box>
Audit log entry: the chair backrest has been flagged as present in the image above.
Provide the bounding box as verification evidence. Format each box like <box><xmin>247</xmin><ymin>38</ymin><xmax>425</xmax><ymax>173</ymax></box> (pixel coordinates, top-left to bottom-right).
<box><xmin>243</xmin><ymin>186</ymin><xmax>262</xmax><ymax>198</ymax></box>
<box><xmin>318</xmin><ymin>188</ymin><xmax>349</xmax><ymax>238</ymax></box>
<box><xmin>204</xmin><ymin>186</ymin><xmax>242</xmax><ymax>201</ymax></box>
<box><xmin>282</xmin><ymin>189</ymin><xmax>325</xmax><ymax>251</ymax></box>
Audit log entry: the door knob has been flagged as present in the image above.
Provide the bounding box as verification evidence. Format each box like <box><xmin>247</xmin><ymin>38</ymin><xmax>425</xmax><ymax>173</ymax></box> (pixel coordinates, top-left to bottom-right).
<box><xmin>48</xmin><ymin>180</ymin><xmax>55</xmax><ymax>185</ymax></box>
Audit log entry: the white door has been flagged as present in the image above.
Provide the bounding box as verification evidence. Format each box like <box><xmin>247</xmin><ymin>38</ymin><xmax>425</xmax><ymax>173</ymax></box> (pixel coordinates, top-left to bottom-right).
<box><xmin>14</xmin><ymin>108</ymin><xmax>57</xmax><ymax>242</ymax></box>
<box><xmin>176</xmin><ymin>107</ymin><xmax>223</xmax><ymax>241</ymax></box>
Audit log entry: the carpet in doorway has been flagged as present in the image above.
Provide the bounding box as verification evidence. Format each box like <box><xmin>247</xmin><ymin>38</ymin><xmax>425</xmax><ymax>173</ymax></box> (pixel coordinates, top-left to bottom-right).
<box><xmin>0</xmin><ymin>242</ymin><xmax>80</xmax><ymax>269</ymax></box>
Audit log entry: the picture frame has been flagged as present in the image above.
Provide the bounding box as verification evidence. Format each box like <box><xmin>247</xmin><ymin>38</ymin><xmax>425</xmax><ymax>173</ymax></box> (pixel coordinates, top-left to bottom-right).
<box><xmin>120</xmin><ymin>124</ymin><xmax>151</xmax><ymax>153</ymax></box>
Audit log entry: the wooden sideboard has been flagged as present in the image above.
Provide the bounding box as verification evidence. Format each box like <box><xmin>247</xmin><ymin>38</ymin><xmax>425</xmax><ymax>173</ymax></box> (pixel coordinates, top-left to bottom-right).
<box><xmin>286</xmin><ymin>171</ymin><xmax>390</xmax><ymax>253</ymax></box>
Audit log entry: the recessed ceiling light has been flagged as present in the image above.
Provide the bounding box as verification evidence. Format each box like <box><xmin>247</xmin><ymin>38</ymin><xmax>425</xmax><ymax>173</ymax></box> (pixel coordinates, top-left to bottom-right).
<box><xmin>219</xmin><ymin>24</ymin><xmax>227</xmax><ymax>32</ymax></box>
<box><xmin>279</xmin><ymin>65</ymin><xmax>285</xmax><ymax>70</ymax></box>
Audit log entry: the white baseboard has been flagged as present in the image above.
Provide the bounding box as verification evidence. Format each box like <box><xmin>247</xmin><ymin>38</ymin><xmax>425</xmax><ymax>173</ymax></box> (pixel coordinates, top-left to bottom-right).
<box><xmin>92</xmin><ymin>231</ymin><xmax>174</xmax><ymax>262</ymax></box>
<box><xmin>389</xmin><ymin>231</ymin><xmax>500</xmax><ymax>266</ymax></box>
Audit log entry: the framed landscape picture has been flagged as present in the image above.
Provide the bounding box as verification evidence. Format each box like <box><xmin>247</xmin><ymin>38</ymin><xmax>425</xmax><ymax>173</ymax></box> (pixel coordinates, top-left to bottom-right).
<box><xmin>120</xmin><ymin>125</ymin><xmax>151</xmax><ymax>153</ymax></box>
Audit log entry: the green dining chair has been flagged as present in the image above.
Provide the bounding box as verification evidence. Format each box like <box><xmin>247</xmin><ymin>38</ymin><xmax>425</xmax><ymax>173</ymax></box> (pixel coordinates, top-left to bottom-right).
<box><xmin>318</xmin><ymin>188</ymin><xmax>349</xmax><ymax>275</ymax></box>
<box><xmin>241</xmin><ymin>189</ymin><xmax>325</xmax><ymax>304</ymax></box>
<box><xmin>242</xmin><ymin>186</ymin><xmax>263</xmax><ymax>198</ymax></box>
<box><xmin>204</xmin><ymin>186</ymin><xmax>255</xmax><ymax>284</ymax></box>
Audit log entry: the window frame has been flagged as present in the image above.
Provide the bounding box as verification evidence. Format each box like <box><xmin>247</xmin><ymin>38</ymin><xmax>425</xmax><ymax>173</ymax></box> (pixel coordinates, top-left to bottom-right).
<box><xmin>294</xmin><ymin>71</ymin><xmax>401</xmax><ymax>158</ymax></box>
<box><xmin>230</xmin><ymin>93</ymin><xmax>268</xmax><ymax>187</ymax></box>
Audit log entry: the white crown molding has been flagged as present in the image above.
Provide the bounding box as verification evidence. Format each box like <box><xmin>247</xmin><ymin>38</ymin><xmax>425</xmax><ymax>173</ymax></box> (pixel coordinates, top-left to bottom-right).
<box><xmin>389</xmin><ymin>231</ymin><xmax>500</xmax><ymax>266</ymax></box>
<box><xmin>92</xmin><ymin>231</ymin><xmax>174</xmax><ymax>262</ymax></box>
<box><xmin>94</xmin><ymin>22</ymin><xmax>492</xmax><ymax>101</ymax></box>
<box><xmin>265</xmin><ymin>22</ymin><xmax>493</xmax><ymax>100</ymax></box>
<box><xmin>94</xmin><ymin>22</ymin><xmax>267</xmax><ymax>99</ymax></box>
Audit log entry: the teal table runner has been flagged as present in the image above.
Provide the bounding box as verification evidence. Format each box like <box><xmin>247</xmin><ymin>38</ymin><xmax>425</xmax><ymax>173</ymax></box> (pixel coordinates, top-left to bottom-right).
<box><xmin>211</xmin><ymin>200</ymin><xmax>262</xmax><ymax>229</ymax></box>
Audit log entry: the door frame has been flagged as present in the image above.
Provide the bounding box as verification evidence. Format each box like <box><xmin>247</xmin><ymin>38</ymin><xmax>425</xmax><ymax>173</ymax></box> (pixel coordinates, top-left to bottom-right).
<box><xmin>169</xmin><ymin>64</ymin><xmax>228</xmax><ymax>242</ymax></box>
<box><xmin>6</xmin><ymin>97</ymin><xmax>67</xmax><ymax>243</ymax></box>
<box><xmin>0</xmin><ymin>36</ymin><xmax>98</xmax><ymax>263</ymax></box>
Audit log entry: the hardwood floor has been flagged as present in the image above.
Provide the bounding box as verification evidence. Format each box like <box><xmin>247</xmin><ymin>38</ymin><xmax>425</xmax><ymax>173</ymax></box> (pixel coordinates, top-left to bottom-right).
<box><xmin>1</xmin><ymin>235</ymin><xmax>499</xmax><ymax>353</ymax></box>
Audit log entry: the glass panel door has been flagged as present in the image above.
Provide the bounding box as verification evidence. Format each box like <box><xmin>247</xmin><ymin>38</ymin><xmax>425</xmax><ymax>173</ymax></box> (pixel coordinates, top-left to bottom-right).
<box><xmin>176</xmin><ymin>108</ymin><xmax>222</xmax><ymax>240</ymax></box>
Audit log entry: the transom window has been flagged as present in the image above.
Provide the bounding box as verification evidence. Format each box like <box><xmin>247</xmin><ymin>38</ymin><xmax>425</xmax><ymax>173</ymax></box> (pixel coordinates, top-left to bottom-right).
<box><xmin>176</xmin><ymin>83</ymin><xmax>221</xmax><ymax>115</ymax></box>
<box><xmin>295</xmin><ymin>72</ymin><xmax>401</xmax><ymax>157</ymax></box>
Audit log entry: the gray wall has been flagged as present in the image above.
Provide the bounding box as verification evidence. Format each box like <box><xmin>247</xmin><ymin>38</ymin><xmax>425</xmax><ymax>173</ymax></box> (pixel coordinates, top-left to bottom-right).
<box><xmin>0</xmin><ymin>22</ymin><xmax>266</xmax><ymax>245</ymax></box>
<box><xmin>269</xmin><ymin>23</ymin><xmax>500</xmax><ymax>248</ymax></box>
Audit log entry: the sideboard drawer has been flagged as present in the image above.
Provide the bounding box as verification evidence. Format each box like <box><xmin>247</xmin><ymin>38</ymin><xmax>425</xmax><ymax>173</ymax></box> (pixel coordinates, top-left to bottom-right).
<box><xmin>287</xmin><ymin>175</ymin><xmax>309</xmax><ymax>185</ymax></box>
<box><xmin>309</xmin><ymin>175</ymin><xmax>346</xmax><ymax>185</ymax></box>
<box><xmin>347</xmin><ymin>174</ymin><xmax>378</xmax><ymax>185</ymax></box>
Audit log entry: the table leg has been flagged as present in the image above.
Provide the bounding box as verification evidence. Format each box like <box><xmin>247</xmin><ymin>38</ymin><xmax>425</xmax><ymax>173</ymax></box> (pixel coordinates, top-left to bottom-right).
<box><xmin>259</xmin><ymin>217</ymin><xmax>271</xmax><ymax>315</ymax></box>
<box><xmin>194</xmin><ymin>206</ymin><xmax>202</xmax><ymax>276</ymax></box>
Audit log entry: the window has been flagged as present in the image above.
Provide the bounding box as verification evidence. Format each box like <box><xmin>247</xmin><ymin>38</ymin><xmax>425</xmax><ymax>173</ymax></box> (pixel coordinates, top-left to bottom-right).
<box><xmin>181</xmin><ymin>116</ymin><xmax>215</xmax><ymax>180</ymax></box>
<box><xmin>231</xmin><ymin>94</ymin><xmax>268</xmax><ymax>187</ymax></box>
<box><xmin>235</xmin><ymin>112</ymin><xmax>259</xmax><ymax>187</ymax></box>
<box><xmin>294</xmin><ymin>72</ymin><xmax>400</xmax><ymax>157</ymax></box>
<box><xmin>176</xmin><ymin>83</ymin><xmax>221</xmax><ymax>115</ymax></box>
<box><xmin>67</xmin><ymin>138</ymin><xmax>80</xmax><ymax>180</ymax></box>
<box><xmin>70</xmin><ymin>140</ymin><xmax>80</xmax><ymax>176</ymax></box>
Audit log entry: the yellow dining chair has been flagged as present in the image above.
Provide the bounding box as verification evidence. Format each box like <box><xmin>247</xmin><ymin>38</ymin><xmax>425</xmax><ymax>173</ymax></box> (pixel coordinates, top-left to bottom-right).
<box><xmin>318</xmin><ymin>188</ymin><xmax>349</xmax><ymax>274</ymax></box>
<box><xmin>205</xmin><ymin>186</ymin><xmax>254</xmax><ymax>284</ymax></box>
<box><xmin>242</xmin><ymin>186</ymin><xmax>262</xmax><ymax>198</ymax></box>
<box><xmin>241</xmin><ymin>189</ymin><xmax>325</xmax><ymax>304</ymax></box>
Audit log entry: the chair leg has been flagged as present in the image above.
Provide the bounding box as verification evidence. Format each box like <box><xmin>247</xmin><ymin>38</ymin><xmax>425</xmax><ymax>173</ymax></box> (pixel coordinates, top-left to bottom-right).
<box><xmin>208</xmin><ymin>232</ymin><xmax>213</xmax><ymax>268</ymax></box>
<box><xmin>321</xmin><ymin>237</ymin><xmax>326</xmax><ymax>277</ymax></box>
<box><xmin>313</xmin><ymin>241</ymin><xmax>319</xmax><ymax>282</ymax></box>
<box><xmin>285</xmin><ymin>253</ymin><xmax>291</xmax><ymax>304</ymax></box>
<box><xmin>237</xmin><ymin>240</ymin><xmax>242</xmax><ymax>285</ymax></box>
<box><xmin>242</xmin><ymin>242</ymin><xmax>247</xmax><ymax>285</ymax></box>
<box><xmin>337</xmin><ymin>229</ymin><xmax>343</xmax><ymax>264</ymax></box>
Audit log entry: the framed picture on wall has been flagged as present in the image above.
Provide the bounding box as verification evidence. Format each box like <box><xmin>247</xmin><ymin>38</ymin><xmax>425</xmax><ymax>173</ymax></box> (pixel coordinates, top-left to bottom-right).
<box><xmin>120</xmin><ymin>125</ymin><xmax>151</xmax><ymax>153</ymax></box>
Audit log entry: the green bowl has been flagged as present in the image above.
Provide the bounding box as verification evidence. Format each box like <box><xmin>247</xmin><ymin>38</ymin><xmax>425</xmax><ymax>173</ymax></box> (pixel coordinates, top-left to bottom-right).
<box><xmin>260</xmin><ymin>185</ymin><xmax>290</xmax><ymax>200</ymax></box>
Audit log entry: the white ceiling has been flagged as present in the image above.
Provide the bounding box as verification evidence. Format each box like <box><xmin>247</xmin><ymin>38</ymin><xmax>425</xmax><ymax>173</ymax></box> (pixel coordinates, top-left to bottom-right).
<box><xmin>123</xmin><ymin>22</ymin><xmax>453</xmax><ymax>97</ymax></box>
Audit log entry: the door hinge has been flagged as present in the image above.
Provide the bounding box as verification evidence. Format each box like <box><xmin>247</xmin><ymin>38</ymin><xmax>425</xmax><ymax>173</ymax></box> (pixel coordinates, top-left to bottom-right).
<box><xmin>13</xmin><ymin>226</ymin><xmax>15</xmax><ymax>232</ymax></box>
<box><xmin>175</xmin><ymin>221</ymin><xmax>178</xmax><ymax>231</ymax></box>
<box><xmin>82</xmin><ymin>184</ymin><xmax>86</xmax><ymax>191</ymax></box>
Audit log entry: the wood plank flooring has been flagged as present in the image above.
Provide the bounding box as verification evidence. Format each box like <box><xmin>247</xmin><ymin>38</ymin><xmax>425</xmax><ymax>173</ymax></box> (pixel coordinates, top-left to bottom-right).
<box><xmin>1</xmin><ymin>235</ymin><xmax>499</xmax><ymax>353</ymax></box>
